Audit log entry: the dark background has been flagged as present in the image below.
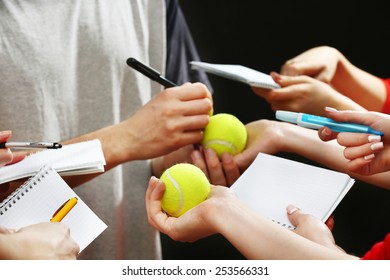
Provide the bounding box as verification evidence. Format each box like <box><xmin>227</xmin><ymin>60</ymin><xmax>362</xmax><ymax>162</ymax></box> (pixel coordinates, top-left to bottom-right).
<box><xmin>160</xmin><ymin>0</ymin><xmax>390</xmax><ymax>259</ymax></box>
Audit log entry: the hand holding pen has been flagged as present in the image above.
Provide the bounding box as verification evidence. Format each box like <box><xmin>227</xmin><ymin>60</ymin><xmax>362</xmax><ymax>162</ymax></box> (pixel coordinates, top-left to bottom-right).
<box><xmin>126</xmin><ymin>58</ymin><xmax>214</xmax><ymax>154</ymax></box>
<box><xmin>0</xmin><ymin>130</ymin><xmax>28</xmax><ymax>167</ymax></box>
<box><xmin>318</xmin><ymin>107</ymin><xmax>390</xmax><ymax>176</ymax></box>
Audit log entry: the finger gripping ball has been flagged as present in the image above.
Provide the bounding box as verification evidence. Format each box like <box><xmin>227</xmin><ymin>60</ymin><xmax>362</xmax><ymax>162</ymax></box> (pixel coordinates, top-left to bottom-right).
<box><xmin>161</xmin><ymin>163</ymin><xmax>211</xmax><ymax>217</ymax></box>
<box><xmin>201</xmin><ymin>113</ymin><xmax>247</xmax><ymax>158</ymax></box>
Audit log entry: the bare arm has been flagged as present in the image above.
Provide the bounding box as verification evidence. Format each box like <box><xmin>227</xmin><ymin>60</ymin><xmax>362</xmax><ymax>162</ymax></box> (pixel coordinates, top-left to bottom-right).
<box><xmin>331</xmin><ymin>53</ymin><xmax>386</xmax><ymax>111</ymax></box>
<box><xmin>280</xmin><ymin>46</ymin><xmax>386</xmax><ymax>111</ymax></box>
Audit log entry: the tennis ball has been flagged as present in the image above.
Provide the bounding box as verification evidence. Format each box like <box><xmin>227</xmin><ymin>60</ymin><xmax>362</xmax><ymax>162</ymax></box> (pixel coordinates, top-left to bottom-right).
<box><xmin>201</xmin><ymin>113</ymin><xmax>247</xmax><ymax>158</ymax></box>
<box><xmin>161</xmin><ymin>163</ymin><xmax>210</xmax><ymax>217</ymax></box>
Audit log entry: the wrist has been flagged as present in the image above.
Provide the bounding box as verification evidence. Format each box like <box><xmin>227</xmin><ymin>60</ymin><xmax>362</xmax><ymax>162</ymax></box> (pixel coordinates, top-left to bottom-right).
<box><xmin>331</xmin><ymin>50</ymin><xmax>351</xmax><ymax>90</ymax></box>
<box><xmin>205</xmin><ymin>192</ymin><xmax>246</xmax><ymax>235</ymax></box>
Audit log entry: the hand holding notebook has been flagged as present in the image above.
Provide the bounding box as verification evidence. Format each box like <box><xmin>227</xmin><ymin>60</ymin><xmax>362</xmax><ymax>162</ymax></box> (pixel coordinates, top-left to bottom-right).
<box><xmin>0</xmin><ymin>166</ymin><xmax>107</xmax><ymax>252</ymax></box>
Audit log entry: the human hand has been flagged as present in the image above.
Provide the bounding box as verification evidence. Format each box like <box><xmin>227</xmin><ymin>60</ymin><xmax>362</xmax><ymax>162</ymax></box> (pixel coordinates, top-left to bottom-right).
<box><xmin>319</xmin><ymin>108</ymin><xmax>390</xmax><ymax>175</ymax></box>
<box><xmin>287</xmin><ymin>205</ymin><xmax>344</xmax><ymax>253</ymax></box>
<box><xmin>280</xmin><ymin>46</ymin><xmax>342</xmax><ymax>83</ymax></box>
<box><xmin>233</xmin><ymin>119</ymin><xmax>291</xmax><ymax>171</ymax></box>
<box><xmin>146</xmin><ymin>176</ymin><xmax>235</xmax><ymax>242</ymax></box>
<box><xmin>2</xmin><ymin>223</ymin><xmax>79</xmax><ymax>259</ymax></box>
<box><xmin>190</xmin><ymin>147</ymin><xmax>240</xmax><ymax>186</ymax></box>
<box><xmin>0</xmin><ymin>131</ymin><xmax>27</xmax><ymax>193</ymax></box>
<box><xmin>0</xmin><ymin>130</ymin><xmax>26</xmax><ymax>167</ymax></box>
<box><xmin>124</xmin><ymin>83</ymin><xmax>212</xmax><ymax>159</ymax></box>
<box><xmin>252</xmin><ymin>74</ymin><xmax>363</xmax><ymax>115</ymax></box>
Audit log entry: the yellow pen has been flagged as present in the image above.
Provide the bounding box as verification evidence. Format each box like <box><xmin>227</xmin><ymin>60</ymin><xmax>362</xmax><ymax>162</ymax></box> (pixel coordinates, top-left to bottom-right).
<box><xmin>50</xmin><ymin>197</ymin><xmax>78</xmax><ymax>222</ymax></box>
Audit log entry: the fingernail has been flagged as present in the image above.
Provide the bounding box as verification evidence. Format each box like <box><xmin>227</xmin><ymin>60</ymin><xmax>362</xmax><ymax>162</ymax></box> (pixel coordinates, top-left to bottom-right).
<box><xmin>370</xmin><ymin>142</ymin><xmax>383</xmax><ymax>151</ymax></box>
<box><xmin>206</xmin><ymin>148</ymin><xmax>216</xmax><ymax>156</ymax></box>
<box><xmin>0</xmin><ymin>130</ymin><xmax>12</xmax><ymax>137</ymax></box>
<box><xmin>321</xmin><ymin>127</ymin><xmax>332</xmax><ymax>137</ymax></box>
<box><xmin>191</xmin><ymin>150</ymin><xmax>202</xmax><ymax>160</ymax></box>
<box><xmin>270</xmin><ymin>72</ymin><xmax>281</xmax><ymax>81</ymax></box>
<box><xmin>221</xmin><ymin>152</ymin><xmax>233</xmax><ymax>163</ymax></box>
<box><xmin>325</xmin><ymin>106</ymin><xmax>338</xmax><ymax>112</ymax></box>
<box><xmin>364</xmin><ymin>154</ymin><xmax>375</xmax><ymax>161</ymax></box>
<box><xmin>368</xmin><ymin>135</ymin><xmax>381</xmax><ymax>143</ymax></box>
<box><xmin>286</xmin><ymin>204</ymin><xmax>300</xmax><ymax>215</ymax></box>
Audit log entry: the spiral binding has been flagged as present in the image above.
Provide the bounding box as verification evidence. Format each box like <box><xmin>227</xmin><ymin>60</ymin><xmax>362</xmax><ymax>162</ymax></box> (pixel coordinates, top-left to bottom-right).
<box><xmin>0</xmin><ymin>166</ymin><xmax>50</xmax><ymax>215</ymax></box>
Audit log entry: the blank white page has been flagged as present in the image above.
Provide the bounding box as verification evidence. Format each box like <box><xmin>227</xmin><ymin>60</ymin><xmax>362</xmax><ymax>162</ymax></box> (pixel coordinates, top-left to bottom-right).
<box><xmin>190</xmin><ymin>61</ymin><xmax>280</xmax><ymax>89</ymax></box>
<box><xmin>230</xmin><ymin>153</ymin><xmax>355</xmax><ymax>229</ymax></box>
<box><xmin>0</xmin><ymin>166</ymin><xmax>107</xmax><ymax>252</ymax></box>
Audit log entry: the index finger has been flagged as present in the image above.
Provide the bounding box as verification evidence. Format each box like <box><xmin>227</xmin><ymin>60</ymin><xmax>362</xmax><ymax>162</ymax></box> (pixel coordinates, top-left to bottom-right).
<box><xmin>337</xmin><ymin>133</ymin><xmax>381</xmax><ymax>147</ymax></box>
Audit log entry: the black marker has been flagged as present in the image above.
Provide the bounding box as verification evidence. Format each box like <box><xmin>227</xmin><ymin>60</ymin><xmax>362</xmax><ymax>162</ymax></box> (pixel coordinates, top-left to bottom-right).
<box><xmin>0</xmin><ymin>142</ymin><xmax>62</xmax><ymax>149</ymax></box>
<box><xmin>126</xmin><ymin>57</ymin><xmax>177</xmax><ymax>88</ymax></box>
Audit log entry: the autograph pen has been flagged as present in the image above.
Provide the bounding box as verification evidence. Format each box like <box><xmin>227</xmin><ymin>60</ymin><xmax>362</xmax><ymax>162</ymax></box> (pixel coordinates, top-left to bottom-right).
<box><xmin>276</xmin><ymin>110</ymin><xmax>384</xmax><ymax>136</ymax></box>
<box><xmin>0</xmin><ymin>142</ymin><xmax>62</xmax><ymax>149</ymax></box>
<box><xmin>50</xmin><ymin>197</ymin><xmax>78</xmax><ymax>222</ymax></box>
<box><xmin>126</xmin><ymin>57</ymin><xmax>177</xmax><ymax>88</ymax></box>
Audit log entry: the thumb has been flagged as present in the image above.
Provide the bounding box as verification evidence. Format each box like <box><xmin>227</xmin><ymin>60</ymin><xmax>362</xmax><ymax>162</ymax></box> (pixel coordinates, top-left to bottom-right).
<box><xmin>286</xmin><ymin>204</ymin><xmax>304</xmax><ymax>228</ymax></box>
<box><xmin>234</xmin><ymin>147</ymin><xmax>259</xmax><ymax>172</ymax></box>
<box><xmin>0</xmin><ymin>130</ymin><xmax>12</xmax><ymax>143</ymax></box>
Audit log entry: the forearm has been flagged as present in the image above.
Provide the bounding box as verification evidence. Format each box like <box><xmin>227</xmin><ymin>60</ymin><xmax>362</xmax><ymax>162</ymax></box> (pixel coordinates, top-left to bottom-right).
<box><xmin>211</xmin><ymin>199</ymin><xmax>356</xmax><ymax>260</ymax></box>
<box><xmin>62</xmin><ymin>120</ymin><xmax>144</xmax><ymax>187</ymax></box>
<box><xmin>331</xmin><ymin>54</ymin><xmax>386</xmax><ymax>111</ymax></box>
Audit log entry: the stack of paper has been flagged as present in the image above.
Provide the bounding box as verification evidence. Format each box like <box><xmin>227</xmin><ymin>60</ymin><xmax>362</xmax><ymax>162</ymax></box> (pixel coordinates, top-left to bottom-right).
<box><xmin>0</xmin><ymin>139</ymin><xmax>106</xmax><ymax>184</ymax></box>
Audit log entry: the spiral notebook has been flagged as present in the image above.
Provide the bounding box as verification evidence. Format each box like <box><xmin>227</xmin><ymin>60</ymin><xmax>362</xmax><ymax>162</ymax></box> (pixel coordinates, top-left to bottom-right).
<box><xmin>230</xmin><ymin>153</ymin><xmax>355</xmax><ymax>229</ymax></box>
<box><xmin>0</xmin><ymin>139</ymin><xmax>106</xmax><ymax>184</ymax></box>
<box><xmin>190</xmin><ymin>61</ymin><xmax>280</xmax><ymax>89</ymax></box>
<box><xmin>0</xmin><ymin>166</ymin><xmax>107</xmax><ymax>252</ymax></box>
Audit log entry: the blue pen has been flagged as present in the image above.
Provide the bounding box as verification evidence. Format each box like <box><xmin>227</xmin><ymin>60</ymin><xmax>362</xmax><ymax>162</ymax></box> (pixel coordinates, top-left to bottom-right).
<box><xmin>275</xmin><ymin>110</ymin><xmax>384</xmax><ymax>136</ymax></box>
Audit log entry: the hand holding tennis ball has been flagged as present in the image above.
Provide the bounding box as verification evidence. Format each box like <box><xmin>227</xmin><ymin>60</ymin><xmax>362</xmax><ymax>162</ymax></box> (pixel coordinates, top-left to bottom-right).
<box><xmin>201</xmin><ymin>113</ymin><xmax>247</xmax><ymax>158</ymax></box>
<box><xmin>161</xmin><ymin>163</ymin><xmax>211</xmax><ymax>217</ymax></box>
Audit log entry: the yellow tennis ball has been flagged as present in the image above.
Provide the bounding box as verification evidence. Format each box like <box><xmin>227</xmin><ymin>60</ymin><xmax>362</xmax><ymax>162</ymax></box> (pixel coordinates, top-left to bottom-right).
<box><xmin>201</xmin><ymin>113</ymin><xmax>247</xmax><ymax>158</ymax></box>
<box><xmin>161</xmin><ymin>163</ymin><xmax>211</xmax><ymax>217</ymax></box>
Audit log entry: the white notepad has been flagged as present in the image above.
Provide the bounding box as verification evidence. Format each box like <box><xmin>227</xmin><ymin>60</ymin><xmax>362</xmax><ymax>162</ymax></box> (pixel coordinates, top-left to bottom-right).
<box><xmin>0</xmin><ymin>139</ymin><xmax>106</xmax><ymax>184</ymax></box>
<box><xmin>190</xmin><ymin>61</ymin><xmax>280</xmax><ymax>89</ymax></box>
<box><xmin>230</xmin><ymin>153</ymin><xmax>355</xmax><ymax>229</ymax></box>
<box><xmin>0</xmin><ymin>166</ymin><xmax>107</xmax><ymax>252</ymax></box>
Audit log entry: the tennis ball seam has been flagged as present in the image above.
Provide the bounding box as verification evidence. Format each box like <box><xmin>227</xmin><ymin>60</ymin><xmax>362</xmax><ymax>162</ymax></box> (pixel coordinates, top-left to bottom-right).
<box><xmin>165</xmin><ymin>169</ymin><xmax>183</xmax><ymax>217</ymax></box>
<box><xmin>202</xmin><ymin>139</ymin><xmax>238</xmax><ymax>154</ymax></box>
